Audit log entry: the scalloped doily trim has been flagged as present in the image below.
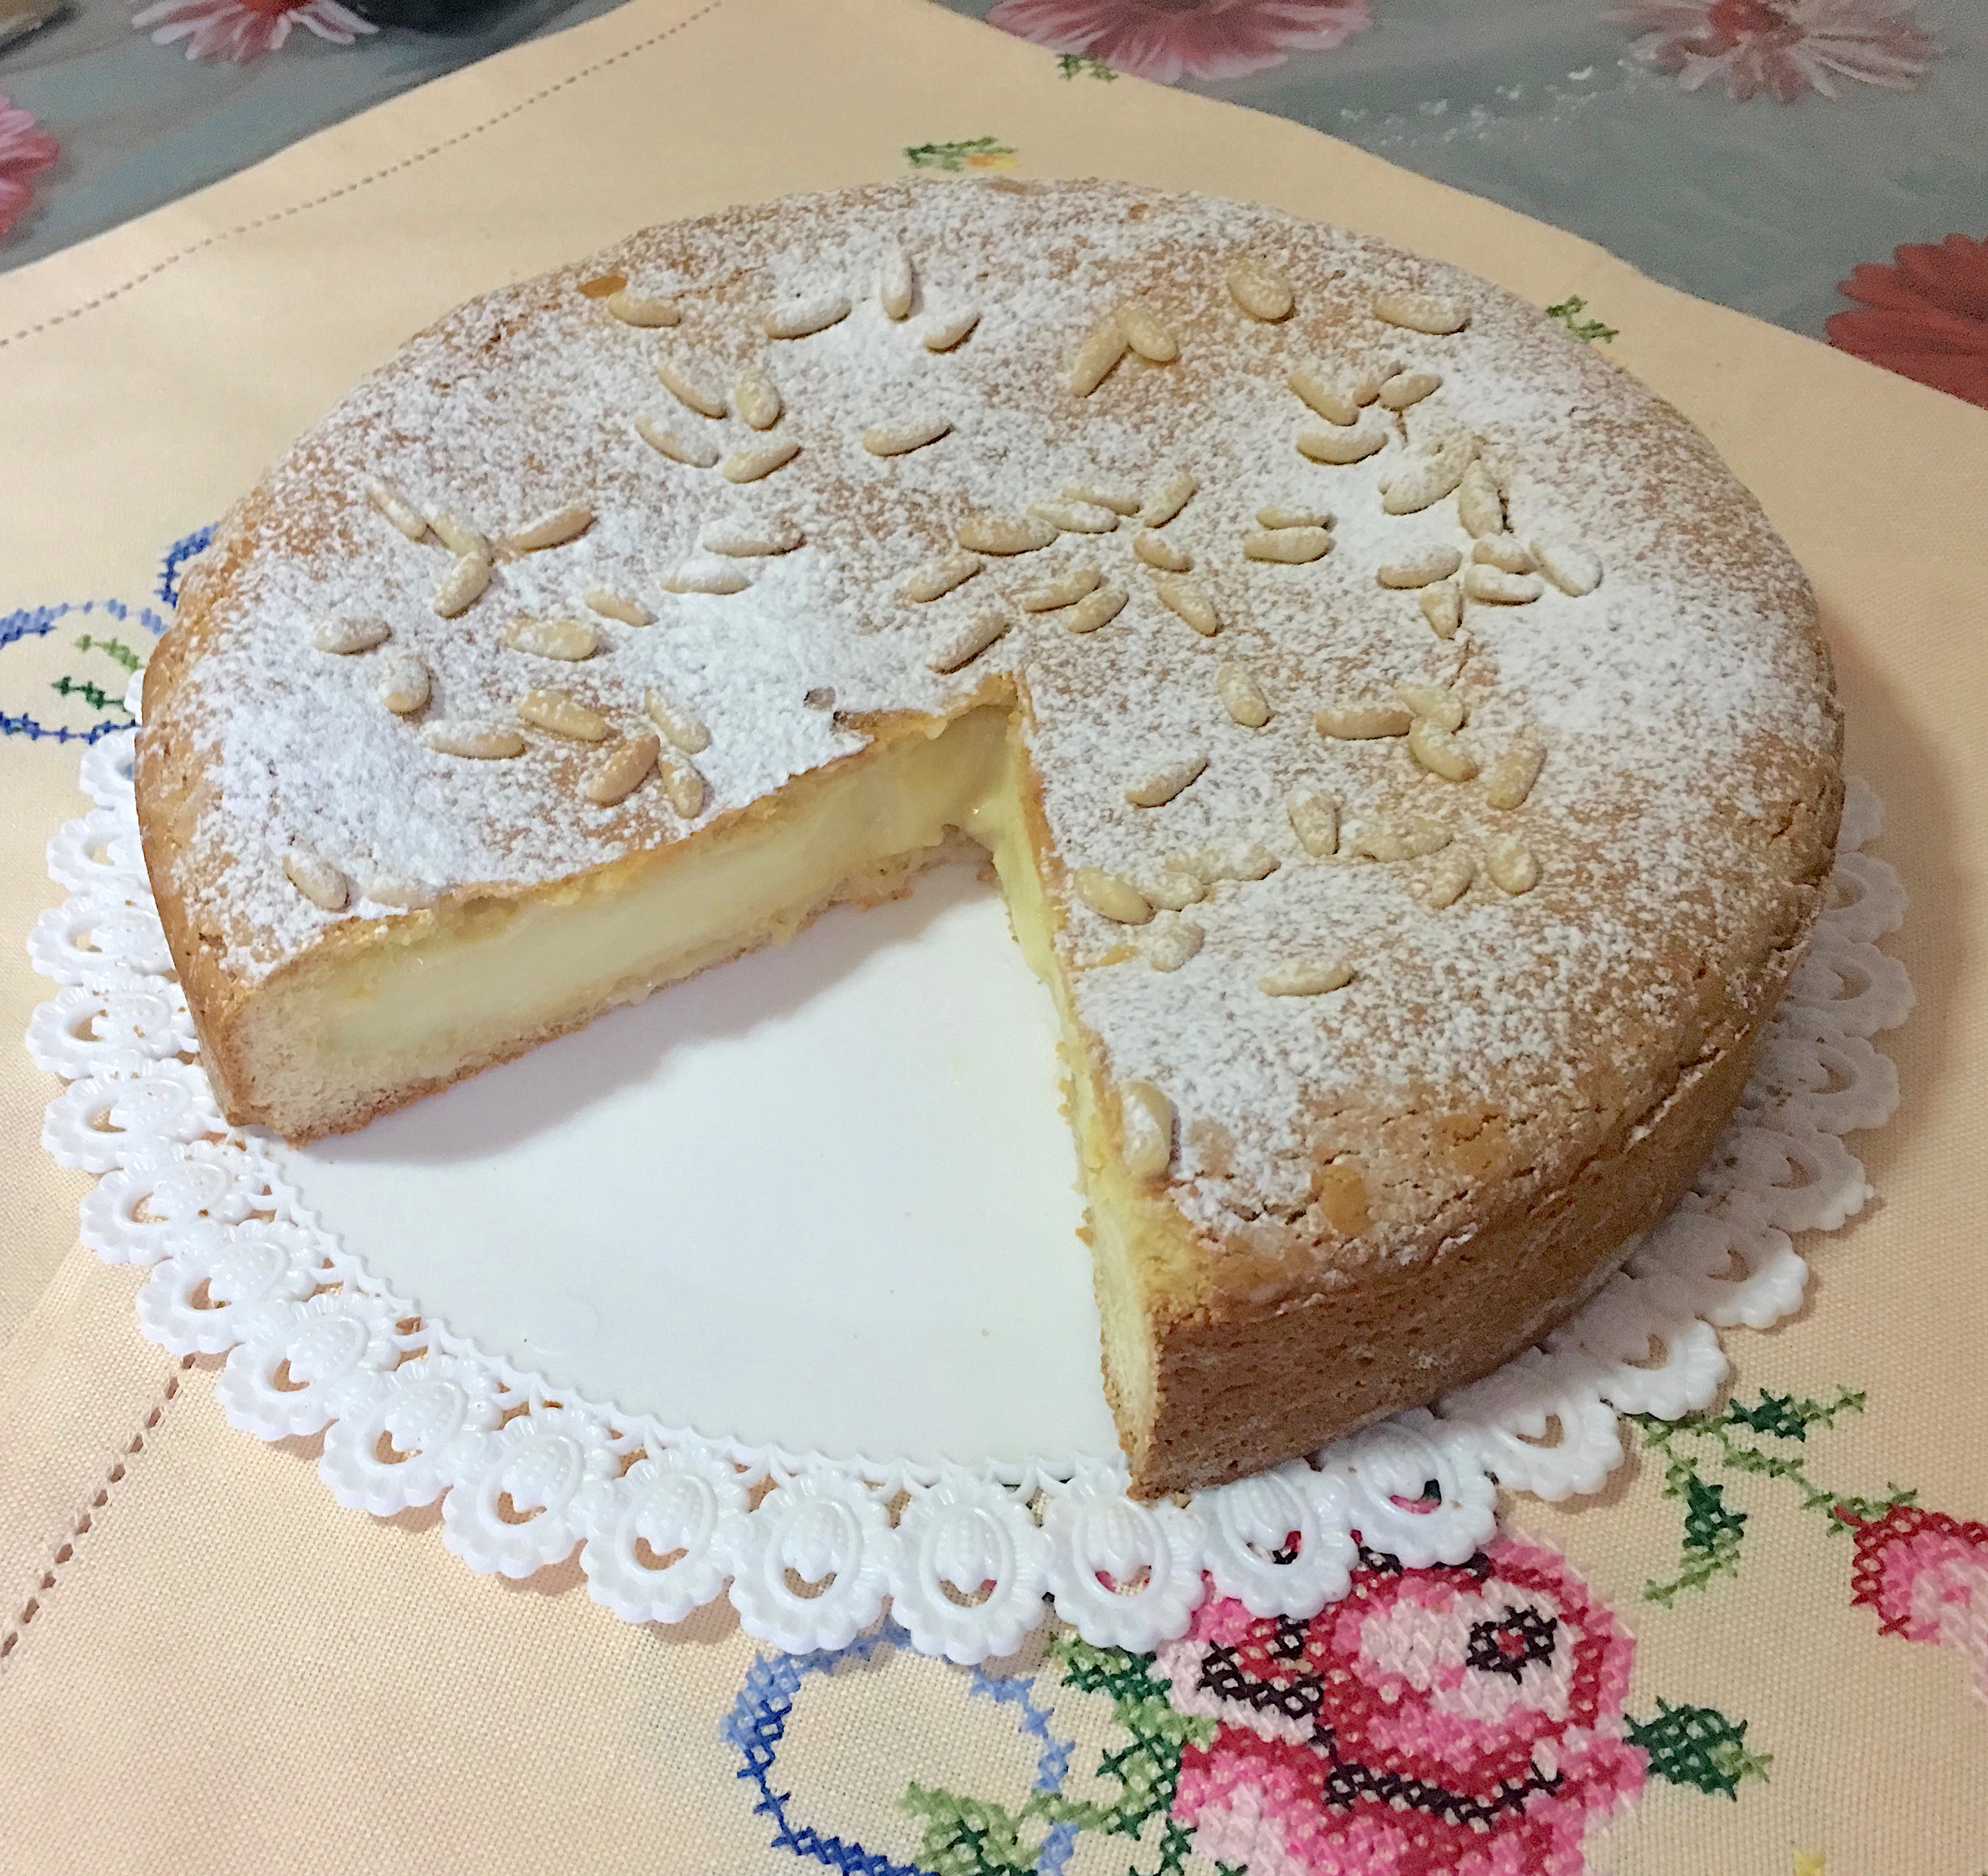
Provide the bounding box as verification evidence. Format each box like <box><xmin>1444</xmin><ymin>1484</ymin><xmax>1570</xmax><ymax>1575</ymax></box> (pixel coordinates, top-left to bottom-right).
<box><xmin>28</xmin><ymin>720</ymin><xmax>1912</xmax><ymax>1663</ymax></box>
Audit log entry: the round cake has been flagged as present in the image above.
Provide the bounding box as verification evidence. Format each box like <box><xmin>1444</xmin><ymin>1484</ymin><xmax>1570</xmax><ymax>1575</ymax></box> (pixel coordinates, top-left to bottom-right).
<box><xmin>138</xmin><ymin>177</ymin><xmax>1841</xmax><ymax>1496</ymax></box>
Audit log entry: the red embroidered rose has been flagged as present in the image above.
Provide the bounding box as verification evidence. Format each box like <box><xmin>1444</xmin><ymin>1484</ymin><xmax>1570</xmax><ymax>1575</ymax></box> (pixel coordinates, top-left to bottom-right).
<box><xmin>1849</xmin><ymin>1504</ymin><xmax>1988</xmax><ymax>1705</ymax></box>
<box><xmin>1157</xmin><ymin>1537</ymin><xmax>1644</xmax><ymax>1874</ymax></box>
<box><xmin>1827</xmin><ymin>233</ymin><xmax>1988</xmax><ymax>410</ymax></box>
<box><xmin>984</xmin><ymin>0</ymin><xmax>1372</xmax><ymax>87</ymax></box>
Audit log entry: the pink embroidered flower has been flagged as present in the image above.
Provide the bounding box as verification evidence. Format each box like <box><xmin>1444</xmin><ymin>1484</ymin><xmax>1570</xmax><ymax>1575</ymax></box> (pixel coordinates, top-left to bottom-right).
<box><xmin>1849</xmin><ymin>1505</ymin><xmax>1988</xmax><ymax>1705</ymax></box>
<box><xmin>0</xmin><ymin>96</ymin><xmax>59</xmax><ymax>242</ymax></box>
<box><xmin>1157</xmin><ymin>1538</ymin><xmax>1644</xmax><ymax>1875</ymax></box>
<box><xmin>1610</xmin><ymin>0</ymin><xmax>1939</xmax><ymax>103</ymax></box>
<box><xmin>1827</xmin><ymin>233</ymin><xmax>1988</xmax><ymax>410</ymax></box>
<box><xmin>132</xmin><ymin>0</ymin><xmax>375</xmax><ymax>65</ymax></box>
<box><xmin>984</xmin><ymin>0</ymin><xmax>1372</xmax><ymax>87</ymax></box>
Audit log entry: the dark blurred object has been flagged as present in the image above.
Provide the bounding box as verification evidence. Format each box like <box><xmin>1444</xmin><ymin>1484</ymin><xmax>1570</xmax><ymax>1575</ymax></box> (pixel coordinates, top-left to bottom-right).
<box><xmin>0</xmin><ymin>0</ymin><xmax>66</xmax><ymax>51</ymax></box>
<box><xmin>346</xmin><ymin>0</ymin><xmax>513</xmax><ymax>30</ymax></box>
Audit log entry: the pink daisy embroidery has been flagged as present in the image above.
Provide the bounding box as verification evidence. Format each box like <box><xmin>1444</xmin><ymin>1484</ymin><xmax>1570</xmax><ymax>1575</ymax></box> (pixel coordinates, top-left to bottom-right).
<box><xmin>984</xmin><ymin>0</ymin><xmax>1373</xmax><ymax>87</ymax></box>
<box><xmin>1610</xmin><ymin>0</ymin><xmax>1939</xmax><ymax>103</ymax></box>
<box><xmin>132</xmin><ymin>0</ymin><xmax>375</xmax><ymax>65</ymax></box>
<box><xmin>1849</xmin><ymin>1505</ymin><xmax>1988</xmax><ymax>1707</ymax></box>
<box><xmin>1157</xmin><ymin>1536</ymin><xmax>1645</xmax><ymax>1874</ymax></box>
<box><xmin>0</xmin><ymin>95</ymin><xmax>59</xmax><ymax>242</ymax></box>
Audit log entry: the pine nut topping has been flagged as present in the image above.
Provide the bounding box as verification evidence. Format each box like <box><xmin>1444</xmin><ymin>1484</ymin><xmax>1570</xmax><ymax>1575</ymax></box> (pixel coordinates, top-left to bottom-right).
<box><xmin>1217</xmin><ymin>660</ymin><xmax>1270</xmax><ymax>729</ymax></box>
<box><xmin>605</xmin><ymin>290</ymin><xmax>680</xmax><ymax>328</ymax></box>
<box><xmin>365</xmin><ymin>873</ymin><xmax>437</xmax><ymax>911</ymax></box>
<box><xmin>1243</xmin><ymin>526</ymin><xmax>1332</xmax><ymax>563</ymax></box>
<box><xmin>903</xmin><ymin>549</ymin><xmax>982</xmax><ymax>601</ymax></box>
<box><xmin>1424</xmin><ymin>847</ymin><xmax>1476</xmax><ymax>909</ymax></box>
<box><xmin>1297</xmin><ymin>425</ymin><xmax>1386</xmax><ymax>465</ymax></box>
<box><xmin>1020</xmin><ymin>565</ymin><xmax>1101</xmax><ymax>612</ymax></box>
<box><xmin>510</xmin><ymin>504</ymin><xmax>594</xmax><ymax>553</ymax></box>
<box><xmin>1074</xmin><ymin>867</ymin><xmax>1153</xmax><ymax>925</ymax></box>
<box><xmin>1119</xmin><ymin>301</ymin><xmax>1178</xmax><ymax>363</ymax></box>
<box><xmin>1288</xmin><ymin>365</ymin><xmax>1359</xmax><ymax>426</ymax></box>
<box><xmin>1396</xmin><ymin>682</ymin><xmax>1466</xmax><ymax>731</ymax></box>
<box><xmin>1419</xmin><ymin>581</ymin><xmax>1462</xmax><ymax>639</ymax></box>
<box><xmin>1228</xmin><ymin>257</ymin><xmax>1294</xmax><ymax>322</ymax></box>
<box><xmin>635</xmin><ymin>417</ymin><xmax>719</xmax><ymax>466</ymax></box>
<box><xmin>1486</xmin><ymin>833</ymin><xmax>1540</xmax><ymax>895</ymax></box>
<box><xmin>518</xmin><ymin>688</ymin><xmax>610</xmax><ymax>741</ymax></box>
<box><xmin>1119</xmin><ymin>1080</ymin><xmax>1174</xmax><ymax>1181</ymax></box>
<box><xmin>658</xmin><ymin>752</ymin><xmax>706</xmax><ymax>819</ymax></box>
<box><xmin>662</xmin><ymin>560</ymin><xmax>750</xmax><ymax>595</ymax></box>
<box><xmin>1457</xmin><ymin>461</ymin><xmax>1505</xmax><ymax>538</ymax></box>
<box><xmin>643</xmin><ymin>684</ymin><xmax>710</xmax><ymax>754</ymax></box>
<box><xmin>1070</xmin><ymin>314</ymin><xmax>1130</xmax><ymax>398</ymax></box>
<box><xmin>1349</xmin><ymin>817</ymin><xmax>1450</xmax><ymax>861</ymax></box>
<box><xmin>720</xmin><ymin>441</ymin><xmax>800</xmax><ymax>483</ymax></box>
<box><xmin>732</xmin><ymin>366</ymin><xmax>783</xmax><ymax>431</ymax></box>
<box><xmin>583</xmin><ymin>733</ymin><xmax>660</xmax><ymax>806</ymax></box>
<box><xmin>430</xmin><ymin>512</ymin><xmax>488</xmax><ymax>560</ymax></box>
<box><xmin>1256</xmin><ymin>504</ymin><xmax>1332</xmax><ymax>531</ymax></box>
<box><xmin>655</xmin><ymin>361</ymin><xmax>727</xmax><ymax>419</ymax></box>
<box><xmin>423</xmin><ymin>721</ymin><xmax>525</xmax><ymax>759</ymax></box>
<box><xmin>1145</xmin><ymin>869</ymin><xmax>1207</xmax><ymax>911</ymax></box>
<box><xmin>921</xmin><ymin>308</ymin><xmax>981</xmax><ymax>351</ymax></box>
<box><xmin>1378</xmin><ymin>369</ymin><xmax>1442</xmax><ymax>410</ymax></box>
<box><xmin>1063</xmin><ymin>483</ymin><xmax>1140</xmax><ymax>515</ymax></box>
<box><xmin>1377</xmin><ymin>545</ymin><xmax>1463</xmax><ymax>588</ymax></box>
<box><xmin>1316</xmin><ymin>701</ymin><xmax>1411</xmax><ymax>739</ymax></box>
<box><xmin>1462</xmin><ymin>564</ymin><xmax>1544</xmax><ymax>605</ymax></box>
<box><xmin>878</xmin><ymin>245</ymin><xmax>915</xmax><ymax>321</ymax></box>
<box><xmin>578</xmin><ymin>273</ymin><xmax>625</xmax><ymax>299</ymax></box>
<box><xmin>1259</xmin><ymin>958</ymin><xmax>1354</xmax><ymax>996</ymax></box>
<box><xmin>1286</xmin><ymin>788</ymin><xmax>1339</xmax><ymax>857</ymax></box>
<box><xmin>764</xmin><ymin>292</ymin><xmax>851</xmax><ymax>339</ymax></box>
<box><xmin>433</xmin><ymin>553</ymin><xmax>491</xmax><ymax>618</ymax></box>
<box><xmin>1125</xmin><ymin>751</ymin><xmax>1208</xmax><ymax>808</ymax></box>
<box><xmin>366</xmin><ymin>477</ymin><xmax>430</xmax><ymax>542</ymax></box>
<box><xmin>1173</xmin><ymin>841</ymin><xmax>1279</xmax><ymax>883</ymax></box>
<box><xmin>1483</xmin><ymin>738</ymin><xmax>1545</xmax><ymax>810</ymax></box>
<box><xmin>1380</xmin><ymin>431</ymin><xmax>1476</xmax><ymax>514</ymax></box>
<box><xmin>1137</xmin><ymin>468</ymin><xmax>1197</xmax><ymax>528</ymax></box>
<box><xmin>1144</xmin><ymin>914</ymin><xmax>1205</xmax><ymax>973</ymax></box>
<box><xmin>311</xmin><ymin>616</ymin><xmax>390</xmax><ymax>655</ymax></box>
<box><xmin>1469</xmin><ymin>535</ymin><xmax>1534</xmax><ymax>575</ymax></box>
<box><xmin>585</xmin><ymin>588</ymin><xmax>653</xmax><ymax>628</ymax></box>
<box><xmin>864</xmin><ymin>416</ymin><xmax>954</xmax><ymax>457</ymax></box>
<box><xmin>502</xmin><ymin>615</ymin><xmax>598</xmax><ymax>660</ymax></box>
<box><xmin>1375</xmin><ymin>289</ymin><xmax>1468</xmax><ymax>335</ymax></box>
<box><xmin>283</xmin><ymin>845</ymin><xmax>350</xmax><ymax>913</ymax></box>
<box><xmin>1133</xmin><ymin>530</ymin><xmax>1191</xmax><ymax>572</ymax></box>
<box><xmin>1155</xmin><ymin>574</ymin><xmax>1220</xmax><ymax>636</ymax></box>
<box><xmin>957</xmin><ymin>513</ymin><xmax>1057</xmax><ymax>555</ymax></box>
<box><xmin>928</xmin><ymin>610</ymin><xmax>1010</xmax><ymax>673</ymax></box>
<box><xmin>1533</xmin><ymin>539</ymin><xmax>1604</xmax><ymax>597</ymax></box>
<box><xmin>700</xmin><ymin>516</ymin><xmax>803</xmax><ymax>556</ymax></box>
<box><xmin>1063</xmin><ymin>587</ymin><xmax>1127</xmax><ymax>634</ymax></box>
<box><xmin>1029</xmin><ymin>499</ymin><xmax>1119</xmax><ymax>535</ymax></box>
<box><xmin>1408</xmin><ymin>716</ymin><xmax>1478</xmax><ymax>783</ymax></box>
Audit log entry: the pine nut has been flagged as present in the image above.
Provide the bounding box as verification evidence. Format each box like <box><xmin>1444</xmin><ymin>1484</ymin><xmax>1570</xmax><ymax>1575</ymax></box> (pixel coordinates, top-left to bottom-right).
<box><xmin>903</xmin><ymin>549</ymin><xmax>981</xmax><ymax>601</ymax></box>
<box><xmin>1375</xmin><ymin>289</ymin><xmax>1468</xmax><ymax>335</ymax></box>
<box><xmin>661</xmin><ymin>752</ymin><xmax>706</xmax><ymax>819</ymax></box>
<box><xmin>1377</xmin><ymin>545</ymin><xmax>1462</xmax><ymax>588</ymax></box>
<box><xmin>864</xmin><ymin>417</ymin><xmax>953</xmax><ymax>457</ymax></box>
<box><xmin>430</xmin><ymin>512</ymin><xmax>488</xmax><ymax>560</ymax></box>
<box><xmin>1286</xmin><ymin>788</ymin><xmax>1338</xmax><ymax>857</ymax></box>
<box><xmin>1155</xmin><ymin>575</ymin><xmax>1220</xmax><ymax>636</ymax></box>
<box><xmin>1378</xmin><ymin>369</ymin><xmax>1442</xmax><ymax>410</ymax></box>
<box><xmin>721</xmin><ymin>441</ymin><xmax>800</xmax><ymax>483</ymax></box>
<box><xmin>1457</xmin><ymin>461</ymin><xmax>1504</xmax><ymax>538</ymax></box>
<box><xmin>433</xmin><ymin>554</ymin><xmax>491</xmax><ymax>618</ymax></box>
<box><xmin>1256</xmin><ymin>504</ymin><xmax>1331</xmax><ymax>531</ymax></box>
<box><xmin>733</xmin><ymin>366</ymin><xmax>783</xmax><ymax>431</ymax></box>
<box><xmin>1259</xmin><ymin>958</ymin><xmax>1354</xmax><ymax>996</ymax></box>
<box><xmin>1137</xmin><ymin>467</ymin><xmax>1196</xmax><ymax>528</ymax></box>
<box><xmin>511</xmin><ymin>504</ymin><xmax>594</xmax><ymax>553</ymax></box>
<box><xmin>1482</xmin><ymin>738</ymin><xmax>1545</xmax><ymax>811</ymax></box>
<box><xmin>928</xmin><ymin>610</ymin><xmax>1010</xmax><ymax>673</ymax></box>
<box><xmin>1217</xmin><ymin>661</ymin><xmax>1270</xmax><ymax>729</ymax></box>
<box><xmin>1174</xmin><ymin>841</ymin><xmax>1278</xmax><ymax>883</ymax></box>
<box><xmin>1315</xmin><ymin>701</ymin><xmax>1410</xmax><ymax>739</ymax></box>
<box><xmin>1119</xmin><ymin>301</ymin><xmax>1178</xmax><ymax>363</ymax></box>
<box><xmin>1419</xmin><ymin>581</ymin><xmax>1462</xmax><ymax>639</ymax></box>
<box><xmin>1133</xmin><ymin>530</ymin><xmax>1191</xmax><ymax>572</ymax></box>
<box><xmin>518</xmin><ymin>688</ymin><xmax>609</xmax><ymax>741</ymax></box>
<box><xmin>764</xmin><ymin>292</ymin><xmax>851</xmax><ymax>339</ymax></box>
<box><xmin>1144</xmin><ymin>914</ymin><xmax>1204</xmax><ymax>973</ymax></box>
<box><xmin>1228</xmin><ymin>256</ymin><xmax>1293</xmax><ymax>321</ymax></box>
<box><xmin>1145</xmin><ymin>869</ymin><xmax>1207</xmax><ymax>911</ymax></box>
<box><xmin>643</xmin><ymin>684</ymin><xmax>710</xmax><ymax>754</ymax></box>
<box><xmin>605</xmin><ymin>290</ymin><xmax>680</xmax><ymax>328</ymax></box>
<box><xmin>700</xmin><ymin>516</ymin><xmax>803</xmax><ymax>556</ymax></box>
<box><xmin>366</xmin><ymin>477</ymin><xmax>430</xmax><ymax>542</ymax></box>
<box><xmin>1297</xmin><ymin>425</ymin><xmax>1385</xmax><ymax>465</ymax></box>
<box><xmin>1486</xmin><ymin>833</ymin><xmax>1539</xmax><ymax>895</ymax></box>
<box><xmin>1380</xmin><ymin>432</ymin><xmax>1475</xmax><ymax>515</ymax></box>
<box><xmin>1124</xmin><ymin>752</ymin><xmax>1207</xmax><ymax>808</ymax></box>
<box><xmin>583</xmin><ymin>733</ymin><xmax>660</xmax><ymax>806</ymax></box>
<box><xmin>1025</xmin><ymin>499</ymin><xmax>1113</xmax><ymax>536</ymax></box>
<box><xmin>1119</xmin><ymin>1079</ymin><xmax>1174</xmax><ymax>1181</ymax></box>
<box><xmin>1349</xmin><ymin>817</ymin><xmax>1450</xmax><ymax>861</ymax></box>
<box><xmin>662</xmin><ymin>560</ymin><xmax>750</xmax><ymax>595</ymax></box>
<box><xmin>1533</xmin><ymin>539</ymin><xmax>1604</xmax><ymax>597</ymax></box>
<box><xmin>366</xmin><ymin>873</ymin><xmax>436</xmax><ymax>911</ymax></box>
<box><xmin>585</xmin><ymin>588</ymin><xmax>653</xmax><ymax>628</ymax></box>
<box><xmin>1074</xmin><ymin>867</ymin><xmax>1152</xmax><ymax>925</ymax></box>
<box><xmin>655</xmin><ymin>361</ymin><xmax>727</xmax><ymax>419</ymax></box>
<box><xmin>1408</xmin><ymin>717</ymin><xmax>1478</xmax><ymax>783</ymax></box>
<box><xmin>423</xmin><ymin>721</ymin><xmax>525</xmax><ymax>759</ymax></box>
<box><xmin>1063</xmin><ymin>587</ymin><xmax>1126</xmax><ymax>634</ymax></box>
<box><xmin>635</xmin><ymin>416</ymin><xmax>719</xmax><ymax>467</ymax></box>
<box><xmin>878</xmin><ymin>245</ymin><xmax>915</xmax><ymax>321</ymax></box>
<box><xmin>921</xmin><ymin>308</ymin><xmax>980</xmax><ymax>351</ymax></box>
<box><xmin>1019</xmin><ymin>565</ymin><xmax>1101</xmax><ymax>612</ymax></box>
<box><xmin>1243</xmin><ymin>526</ymin><xmax>1332</xmax><ymax>563</ymax></box>
<box><xmin>1395</xmin><ymin>682</ymin><xmax>1466</xmax><ymax>731</ymax></box>
<box><xmin>1288</xmin><ymin>365</ymin><xmax>1358</xmax><ymax>426</ymax></box>
<box><xmin>1062</xmin><ymin>483</ymin><xmax>1139</xmax><ymax>515</ymax></box>
<box><xmin>578</xmin><ymin>272</ymin><xmax>626</xmax><ymax>299</ymax></box>
<box><xmin>1423</xmin><ymin>847</ymin><xmax>1475</xmax><ymax>909</ymax></box>
<box><xmin>1462</xmin><ymin>564</ymin><xmax>1543</xmax><ymax>605</ymax></box>
<box><xmin>311</xmin><ymin>616</ymin><xmax>389</xmax><ymax>655</ymax></box>
<box><xmin>957</xmin><ymin>513</ymin><xmax>1056</xmax><ymax>555</ymax></box>
<box><xmin>283</xmin><ymin>845</ymin><xmax>349</xmax><ymax>912</ymax></box>
<box><xmin>502</xmin><ymin>615</ymin><xmax>598</xmax><ymax>660</ymax></box>
<box><xmin>1070</xmin><ymin>315</ymin><xmax>1129</xmax><ymax>397</ymax></box>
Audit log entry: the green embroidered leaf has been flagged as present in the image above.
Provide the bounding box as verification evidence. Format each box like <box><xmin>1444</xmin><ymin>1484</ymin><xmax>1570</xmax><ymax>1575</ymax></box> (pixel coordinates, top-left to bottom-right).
<box><xmin>1626</xmin><ymin>1699</ymin><xmax>1771</xmax><ymax>1799</ymax></box>
<box><xmin>50</xmin><ymin>674</ymin><xmax>125</xmax><ymax>714</ymax></box>
<box><xmin>901</xmin><ymin>1785</ymin><xmax>1039</xmax><ymax>1876</ymax></box>
<box><xmin>1544</xmin><ymin>294</ymin><xmax>1619</xmax><ymax>343</ymax></box>
<box><xmin>1056</xmin><ymin>54</ymin><xmax>1117</xmax><ymax>80</ymax></box>
<box><xmin>905</xmin><ymin>137</ymin><xmax>1018</xmax><ymax>173</ymax></box>
<box><xmin>74</xmin><ymin>633</ymin><xmax>145</xmax><ymax>675</ymax></box>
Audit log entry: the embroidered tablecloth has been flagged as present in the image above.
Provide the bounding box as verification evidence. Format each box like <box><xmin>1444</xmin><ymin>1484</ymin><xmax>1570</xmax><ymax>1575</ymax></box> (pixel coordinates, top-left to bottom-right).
<box><xmin>1</xmin><ymin>1</ymin><xmax>1984</xmax><ymax>1868</ymax></box>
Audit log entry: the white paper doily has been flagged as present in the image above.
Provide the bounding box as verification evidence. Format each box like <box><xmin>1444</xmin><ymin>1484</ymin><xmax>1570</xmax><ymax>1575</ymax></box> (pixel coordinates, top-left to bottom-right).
<box><xmin>28</xmin><ymin>707</ymin><xmax>1911</xmax><ymax>1663</ymax></box>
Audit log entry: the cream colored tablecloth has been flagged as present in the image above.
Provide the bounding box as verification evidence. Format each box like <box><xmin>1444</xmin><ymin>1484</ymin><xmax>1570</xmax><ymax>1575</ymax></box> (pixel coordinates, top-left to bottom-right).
<box><xmin>1</xmin><ymin>1</ymin><xmax>1984</xmax><ymax>1868</ymax></box>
